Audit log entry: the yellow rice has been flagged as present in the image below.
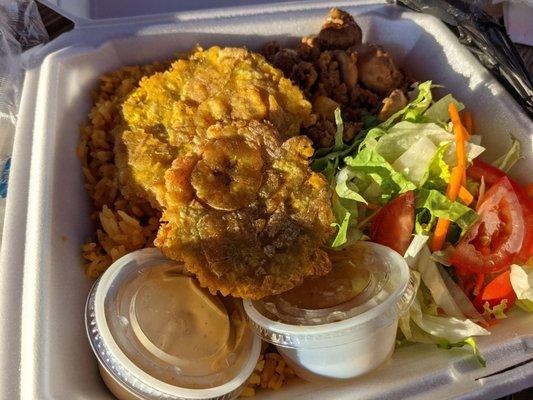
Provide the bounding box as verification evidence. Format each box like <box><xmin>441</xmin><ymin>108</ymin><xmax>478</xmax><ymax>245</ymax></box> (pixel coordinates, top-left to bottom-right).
<box><xmin>78</xmin><ymin>63</ymin><xmax>167</xmax><ymax>278</ymax></box>
<box><xmin>78</xmin><ymin>60</ymin><xmax>295</xmax><ymax>395</ymax></box>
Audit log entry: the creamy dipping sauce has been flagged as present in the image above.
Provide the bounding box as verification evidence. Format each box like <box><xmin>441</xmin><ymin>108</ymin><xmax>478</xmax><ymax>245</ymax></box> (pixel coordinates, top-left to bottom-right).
<box><xmin>104</xmin><ymin>261</ymin><xmax>249</xmax><ymax>389</ymax></box>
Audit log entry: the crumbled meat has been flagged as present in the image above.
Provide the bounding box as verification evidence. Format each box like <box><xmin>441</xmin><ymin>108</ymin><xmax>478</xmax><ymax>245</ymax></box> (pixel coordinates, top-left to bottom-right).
<box><xmin>316</xmin><ymin>8</ymin><xmax>363</xmax><ymax>50</ymax></box>
<box><xmin>261</xmin><ymin>8</ymin><xmax>409</xmax><ymax>148</ymax></box>
<box><xmin>313</xmin><ymin>96</ymin><xmax>339</xmax><ymax>121</ymax></box>
<box><xmin>351</xmin><ymin>86</ymin><xmax>381</xmax><ymax>118</ymax></box>
<box><xmin>303</xmin><ymin>116</ymin><xmax>363</xmax><ymax>148</ymax></box>
<box><xmin>315</xmin><ymin>51</ymin><xmax>345</xmax><ymax>102</ymax></box>
<box><xmin>343</xmin><ymin>121</ymin><xmax>362</xmax><ymax>143</ymax></box>
<box><xmin>292</xmin><ymin>61</ymin><xmax>318</xmax><ymax>92</ymax></box>
<box><xmin>357</xmin><ymin>44</ymin><xmax>404</xmax><ymax>94</ymax></box>
<box><xmin>261</xmin><ymin>41</ymin><xmax>281</xmax><ymax>61</ymax></box>
<box><xmin>378</xmin><ymin>89</ymin><xmax>408</xmax><ymax>121</ymax></box>
<box><xmin>332</xmin><ymin>50</ymin><xmax>358</xmax><ymax>88</ymax></box>
<box><xmin>296</xmin><ymin>37</ymin><xmax>321</xmax><ymax>62</ymax></box>
<box><xmin>302</xmin><ymin>117</ymin><xmax>336</xmax><ymax>148</ymax></box>
<box><xmin>271</xmin><ymin>48</ymin><xmax>301</xmax><ymax>76</ymax></box>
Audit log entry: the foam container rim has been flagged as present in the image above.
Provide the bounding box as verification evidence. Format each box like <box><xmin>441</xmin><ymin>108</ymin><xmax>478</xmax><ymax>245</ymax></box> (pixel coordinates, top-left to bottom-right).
<box><xmin>1</xmin><ymin>1</ymin><xmax>532</xmax><ymax>399</ymax></box>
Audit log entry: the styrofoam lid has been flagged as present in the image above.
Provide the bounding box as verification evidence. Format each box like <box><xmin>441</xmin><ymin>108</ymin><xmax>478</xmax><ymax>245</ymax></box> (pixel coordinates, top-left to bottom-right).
<box><xmin>37</xmin><ymin>0</ymin><xmax>301</xmax><ymax>23</ymax></box>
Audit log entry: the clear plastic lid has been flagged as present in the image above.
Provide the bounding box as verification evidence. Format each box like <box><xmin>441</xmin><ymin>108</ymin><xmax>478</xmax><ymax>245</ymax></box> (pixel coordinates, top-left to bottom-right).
<box><xmin>244</xmin><ymin>241</ymin><xmax>416</xmax><ymax>348</ymax></box>
<box><xmin>85</xmin><ymin>248</ymin><xmax>261</xmax><ymax>400</ymax></box>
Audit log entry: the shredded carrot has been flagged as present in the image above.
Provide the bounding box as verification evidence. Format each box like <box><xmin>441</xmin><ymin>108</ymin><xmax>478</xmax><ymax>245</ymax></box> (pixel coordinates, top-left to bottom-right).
<box><xmin>525</xmin><ymin>183</ymin><xmax>533</xmax><ymax>198</ymax></box>
<box><xmin>446</xmin><ymin>166</ymin><xmax>464</xmax><ymax>202</ymax></box>
<box><xmin>463</xmin><ymin>111</ymin><xmax>473</xmax><ymax>139</ymax></box>
<box><xmin>431</xmin><ymin>159</ymin><xmax>465</xmax><ymax>251</ymax></box>
<box><xmin>449</xmin><ymin>103</ymin><xmax>467</xmax><ymax>186</ymax></box>
<box><xmin>458</xmin><ymin>185</ymin><xmax>474</xmax><ymax>205</ymax></box>
<box><xmin>430</xmin><ymin>218</ymin><xmax>451</xmax><ymax>252</ymax></box>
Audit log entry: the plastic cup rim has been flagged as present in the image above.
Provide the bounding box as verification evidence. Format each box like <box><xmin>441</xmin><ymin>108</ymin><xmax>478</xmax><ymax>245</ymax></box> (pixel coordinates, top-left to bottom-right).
<box><xmin>243</xmin><ymin>242</ymin><xmax>410</xmax><ymax>344</ymax></box>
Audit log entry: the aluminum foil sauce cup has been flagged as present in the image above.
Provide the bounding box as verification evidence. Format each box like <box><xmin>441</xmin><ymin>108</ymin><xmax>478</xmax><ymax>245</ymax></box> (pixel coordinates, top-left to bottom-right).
<box><xmin>244</xmin><ymin>241</ymin><xmax>416</xmax><ymax>383</ymax></box>
<box><xmin>85</xmin><ymin>248</ymin><xmax>261</xmax><ymax>400</ymax></box>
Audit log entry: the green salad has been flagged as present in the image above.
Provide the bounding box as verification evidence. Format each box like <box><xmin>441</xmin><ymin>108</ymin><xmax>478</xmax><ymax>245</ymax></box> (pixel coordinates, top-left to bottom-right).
<box><xmin>312</xmin><ymin>81</ymin><xmax>533</xmax><ymax>364</ymax></box>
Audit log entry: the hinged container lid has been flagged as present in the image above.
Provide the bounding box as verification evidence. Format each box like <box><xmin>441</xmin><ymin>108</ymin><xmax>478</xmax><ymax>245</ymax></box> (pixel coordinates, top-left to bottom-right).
<box><xmin>37</xmin><ymin>0</ymin><xmax>299</xmax><ymax>24</ymax></box>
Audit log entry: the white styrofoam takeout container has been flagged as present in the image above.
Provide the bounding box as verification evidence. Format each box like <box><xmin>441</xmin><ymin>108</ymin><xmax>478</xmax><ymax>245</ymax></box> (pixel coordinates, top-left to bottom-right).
<box><xmin>0</xmin><ymin>1</ymin><xmax>532</xmax><ymax>399</ymax></box>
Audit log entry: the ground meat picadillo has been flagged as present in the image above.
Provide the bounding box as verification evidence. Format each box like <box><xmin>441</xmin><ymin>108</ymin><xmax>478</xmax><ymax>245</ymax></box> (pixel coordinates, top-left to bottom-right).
<box><xmin>261</xmin><ymin>8</ymin><xmax>413</xmax><ymax>148</ymax></box>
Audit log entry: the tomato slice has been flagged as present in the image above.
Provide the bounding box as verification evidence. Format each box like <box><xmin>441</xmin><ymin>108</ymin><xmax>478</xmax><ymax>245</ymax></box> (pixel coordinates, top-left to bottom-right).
<box><xmin>370</xmin><ymin>191</ymin><xmax>414</xmax><ymax>256</ymax></box>
<box><xmin>467</xmin><ymin>159</ymin><xmax>533</xmax><ymax>263</ymax></box>
<box><xmin>526</xmin><ymin>184</ymin><xmax>533</xmax><ymax>198</ymax></box>
<box><xmin>513</xmin><ymin>183</ymin><xmax>533</xmax><ymax>263</ymax></box>
<box><xmin>467</xmin><ymin>159</ymin><xmax>505</xmax><ymax>187</ymax></box>
<box><xmin>451</xmin><ymin>177</ymin><xmax>525</xmax><ymax>274</ymax></box>
<box><xmin>473</xmin><ymin>270</ymin><xmax>516</xmax><ymax>314</ymax></box>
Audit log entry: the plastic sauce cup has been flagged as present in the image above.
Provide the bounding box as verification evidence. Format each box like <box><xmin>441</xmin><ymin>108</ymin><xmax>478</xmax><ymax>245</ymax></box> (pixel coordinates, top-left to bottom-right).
<box><xmin>85</xmin><ymin>248</ymin><xmax>261</xmax><ymax>400</ymax></box>
<box><xmin>243</xmin><ymin>241</ymin><xmax>416</xmax><ymax>382</ymax></box>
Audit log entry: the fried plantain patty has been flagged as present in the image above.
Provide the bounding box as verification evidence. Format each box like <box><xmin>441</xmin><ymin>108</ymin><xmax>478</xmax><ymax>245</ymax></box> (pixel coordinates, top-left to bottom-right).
<box><xmin>155</xmin><ymin>121</ymin><xmax>334</xmax><ymax>299</ymax></box>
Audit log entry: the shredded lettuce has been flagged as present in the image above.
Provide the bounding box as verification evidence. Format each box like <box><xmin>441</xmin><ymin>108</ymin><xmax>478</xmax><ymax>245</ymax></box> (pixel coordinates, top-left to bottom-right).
<box><xmin>399</xmin><ymin>246</ymin><xmax>488</xmax><ymax>365</ymax></box>
<box><xmin>330</xmin><ymin>193</ymin><xmax>363</xmax><ymax>248</ymax></box>
<box><xmin>438</xmin><ymin>264</ymin><xmax>485</xmax><ymax>322</ymax></box>
<box><xmin>373</xmin><ymin>121</ymin><xmax>484</xmax><ymax>167</ymax></box>
<box><xmin>465</xmin><ymin>179</ymin><xmax>480</xmax><ymax>200</ymax></box>
<box><xmin>331</xmin><ymin>213</ymin><xmax>350</xmax><ymax>248</ymax></box>
<box><xmin>361</xmin><ymin>110</ymin><xmax>379</xmax><ymax>129</ymax></box>
<box><xmin>311</xmin><ymin>113</ymin><xmax>349</xmax><ymax>180</ymax></box>
<box><xmin>510</xmin><ymin>264</ymin><xmax>533</xmax><ymax>312</ymax></box>
<box><xmin>406</xmin><ymin>241</ymin><xmax>483</xmax><ymax>323</ymax></box>
<box><xmin>431</xmin><ymin>246</ymin><xmax>454</xmax><ymax>266</ymax></box>
<box><xmin>329</xmin><ymin>166</ymin><xmax>370</xmax><ymax>247</ymax></box>
<box><xmin>335</xmin><ymin>167</ymin><xmax>368</xmax><ymax>204</ymax></box>
<box><xmin>344</xmin><ymin>147</ymin><xmax>416</xmax><ymax>204</ymax></box>
<box><xmin>374</xmin><ymin>121</ymin><xmax>450</xmax><ymax>163</ymax></box>
<box><xmin>437</xmin><ymin>338</ymin><xmax>486</xmax><ymax>367</ymax></box>
<box><xmin>420</xmin><ymin>141</ymin><xmax>452</xmax><ymax>191</ymax></box>
<box><xmin>414</xmin><ymin>208</ymin><xmax>434</xmax><ymax>235</ymax></box>
<box><xmin>315</xmin><ymin>82</ymin><xmax>491</xmax><ymax>366</ymax></box>
<box><xmin>407</xmin><ymin>294</ymin><xmax>489</xmax><ymax>342</ymax></box>
<box><xmin>416</xmin><ymin>245</ymin><xmax>466</xmax><ymax>319</ymax></box>
<box><xmin>516</xmin><ymin>300</ymin><xmax>533</xmax><ymax>313</ymax></box>
<box><xmin>416</xmin><ymin>189</ymin><xmax>478</xmax><ymax>232</ymax></box>
<box><xmin>492</xmin><ymin>137</ymin><xmax>523</xmax><ymax>173</ymax></box>
<box><xmin>399</xmin><ymin>277</ymin><xmax>489</xmax><ymax>357</ymax></box>
<box><xmin>312</xmin><ymin>108</ymin><xmax>370</xmax><ymax>180</ymax></box>
<box><xmin>392</xmin><ymin>136</ymin><xmax>437</xmax><ymax>185</ymax></box>
<box><xmin>404</xmin><ymin>234</ymin><xmax>429</xmax><ymax>268</ymax></box>
<box><xmin>424</xmin><ymin>93</ymin><xmax>464</xmax><ymax>124</ymax></box>
<box><xmin>333</xmin><ymin>107</ymin><xmax>345</xmax><ymax>150</ymax></box>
